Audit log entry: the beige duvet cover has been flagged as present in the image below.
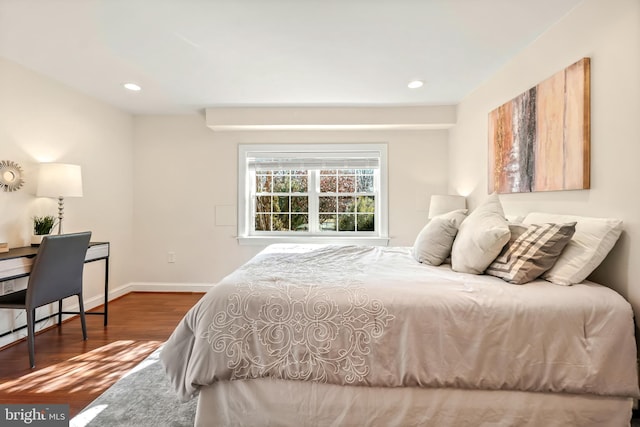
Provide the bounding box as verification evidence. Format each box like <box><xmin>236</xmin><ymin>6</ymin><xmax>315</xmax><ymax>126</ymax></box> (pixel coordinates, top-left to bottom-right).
<box><xmin>161</xmin><ymin>244</ymin><xmax>639</xmax><ymax>402</ymax></box>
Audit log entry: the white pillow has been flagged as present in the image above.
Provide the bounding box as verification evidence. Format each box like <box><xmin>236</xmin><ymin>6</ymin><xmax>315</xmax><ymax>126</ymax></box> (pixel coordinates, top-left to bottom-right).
<box><xmin>451</xmin><ymin>193</ymin><xmax>511</xmax><ymax>274</ymax></box>
<box><xmin>505</xmin><ymin>214</ymin><xmax>525</xmax><ymax>223</ymax></box>
<box><xmin>523</xmin><ymin>212</ymin><xmax>623</xmax><ymax>285</ymax></box>
<box><xmin>412</xmin><ymin>209</ymin><xmax>468</xmax><ymax>266</ymax></box>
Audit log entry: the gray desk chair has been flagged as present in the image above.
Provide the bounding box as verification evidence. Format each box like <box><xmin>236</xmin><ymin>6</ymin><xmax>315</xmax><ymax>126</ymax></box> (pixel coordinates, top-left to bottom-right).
<box><xmin>0</xmin><ymin>231</ymin><xmax>92</xmax><ymax>368</ymax></box>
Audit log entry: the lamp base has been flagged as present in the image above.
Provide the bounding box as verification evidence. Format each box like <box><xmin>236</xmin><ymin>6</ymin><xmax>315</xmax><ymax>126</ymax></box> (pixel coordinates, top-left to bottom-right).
<box><xmin>57</xmin><ymin>196</ymin><xmax>64</xmax><ymax>235</ymax></box>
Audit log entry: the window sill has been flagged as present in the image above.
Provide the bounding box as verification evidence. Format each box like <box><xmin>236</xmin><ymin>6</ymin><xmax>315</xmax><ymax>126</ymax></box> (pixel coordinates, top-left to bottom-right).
<box><xmin>237</xmin><ymin>236</ymin><xmax>390</xmax><ymax>247</ymax></box>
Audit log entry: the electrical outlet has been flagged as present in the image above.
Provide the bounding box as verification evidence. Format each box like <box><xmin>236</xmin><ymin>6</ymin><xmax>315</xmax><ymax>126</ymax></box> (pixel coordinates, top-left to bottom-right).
<box><xmin>3</xmin><ymin>280</ymin><xmax>15</xmax><ymax>294</ymax></box>
<box><xmin>167</xmin><ymin>252</ymin><xmax>176</xmax><ymax>263</ymax></box>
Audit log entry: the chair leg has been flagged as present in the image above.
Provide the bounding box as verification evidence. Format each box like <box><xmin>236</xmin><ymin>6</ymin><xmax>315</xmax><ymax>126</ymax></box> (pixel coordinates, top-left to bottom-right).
<box><xmin>26</xmin><ymin>309</ymin><xmax>36</xmax><ymax>369</ymax></box>
<box><xmin>58</xmin><ymin>299</ymin><xmax>63</xmax><ymax>326</ymax></box>
<box><xmin>77</xmin><ymin>294</ymin><xmax>87</xmax><ymax>341</ymax></box>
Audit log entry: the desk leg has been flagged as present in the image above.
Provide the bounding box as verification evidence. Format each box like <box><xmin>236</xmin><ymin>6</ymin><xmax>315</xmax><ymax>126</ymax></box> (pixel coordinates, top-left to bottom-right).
<box><xmin>54</xmin><ymin>253</ymin><xmax>110</xmax><ymax>327</ymax></box>
<box><xmin>104</xmin><ymin>257</ymin><xmax>109</xmax><ymax>326</ymax></box>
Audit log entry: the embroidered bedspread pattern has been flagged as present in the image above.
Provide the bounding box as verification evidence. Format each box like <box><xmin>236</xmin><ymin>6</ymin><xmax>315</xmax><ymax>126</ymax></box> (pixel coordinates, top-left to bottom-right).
<box><xmin>161</xmin><ymin>244</ymin><xmax>639</xmax><ymax>402</ymax></box>
<box><xmin>203</xmin><ymin>245</ymin><xmax>395</xmax><ymax>384</ymax></box>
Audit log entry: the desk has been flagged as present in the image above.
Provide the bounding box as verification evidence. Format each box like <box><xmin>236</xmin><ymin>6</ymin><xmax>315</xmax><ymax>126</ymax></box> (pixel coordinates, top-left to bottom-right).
<box><xmin>0</xmin><ymin>242</ymin><xmax>110</xmax><ymax>326</ymax></box>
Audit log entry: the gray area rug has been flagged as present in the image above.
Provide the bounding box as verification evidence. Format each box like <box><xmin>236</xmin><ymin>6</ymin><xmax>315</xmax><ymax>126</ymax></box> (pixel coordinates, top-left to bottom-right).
<box><xmin>71</xmin><ymin>346</ymin><xmax>196</xmax><ymax>427</ymax></box>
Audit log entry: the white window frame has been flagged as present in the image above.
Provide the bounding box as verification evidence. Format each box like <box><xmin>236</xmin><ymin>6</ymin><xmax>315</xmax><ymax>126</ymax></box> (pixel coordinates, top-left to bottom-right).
<box><xmin>237</xmin><ymin>143</ymin><xmax>389</xmax><ymax>246</ymax></box>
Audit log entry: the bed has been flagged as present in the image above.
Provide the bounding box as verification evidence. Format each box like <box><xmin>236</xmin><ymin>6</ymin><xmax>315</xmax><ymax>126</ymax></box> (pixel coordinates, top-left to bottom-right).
<box><xmin>161</xmin><ymin>243</ymin><xmax>639</xmax><ymax>426</ymax></box>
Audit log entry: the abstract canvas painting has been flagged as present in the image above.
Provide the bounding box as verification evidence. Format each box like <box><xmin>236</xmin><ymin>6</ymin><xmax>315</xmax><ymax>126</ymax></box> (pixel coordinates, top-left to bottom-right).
<box><xmin>488</xmin><ymin>57</ymin><xmax>590</xmax><ymax>194</ymax></box>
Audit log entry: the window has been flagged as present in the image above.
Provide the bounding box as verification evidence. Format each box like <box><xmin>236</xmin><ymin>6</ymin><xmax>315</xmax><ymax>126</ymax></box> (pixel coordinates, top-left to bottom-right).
<box><xmin>238</xmin><ymin>144</ymin><xmax>388</xmax><ymax>245</ymax></box>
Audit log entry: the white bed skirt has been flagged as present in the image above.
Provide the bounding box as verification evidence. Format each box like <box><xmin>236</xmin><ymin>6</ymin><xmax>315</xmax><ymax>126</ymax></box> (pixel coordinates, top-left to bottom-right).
<box><xmin>195</xmin><ymin>379</ymin><xmax>633</xmax><ymax>427</ymax></box>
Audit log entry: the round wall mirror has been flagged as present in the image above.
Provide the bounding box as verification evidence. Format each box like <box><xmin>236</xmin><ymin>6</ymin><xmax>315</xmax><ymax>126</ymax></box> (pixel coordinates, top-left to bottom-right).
<box><xmin>0</xmin><ymin>160</ymin><xmax>25</xmax><ymax>192</ymax></box>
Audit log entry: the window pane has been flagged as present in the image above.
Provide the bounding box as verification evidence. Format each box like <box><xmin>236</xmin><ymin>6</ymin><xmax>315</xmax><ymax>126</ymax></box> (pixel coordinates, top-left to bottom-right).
<box><xmin>255</xmin><ymin>214</ymin><xmax>271</xmax><ymax>231</ymax></box>
<box><xmin>273</xmin><ymin>196</ymin><xmax>289</xmax><ymax>212</ymax></box>
<box><xmin>338</xmin><ymin>214</ymin><xmax>355</xmax><ymax>231</ymax></box>
<box><xmin>291</xmin><ymin>175</ymin><xmax>308</xmax><ymax>192</ymax></box>
<box><xmin>319</xmin><ymin>214</ymin><xmax>336</xmax><ymax>231</ymax></box>
<box><xmin>273</xmin><ymin>175</ymin><xmax>290</xmax><ymax>192</ymax></box>
<box><xmin>241</xmin><ymin>144</ymin><xmax>386</xmax><ymax>239</ymax></box>
<box><xmin>337</xmin><ymin>175</ymin><xmax>355</xmax><ymax>193</ymax></box>
<box><xmin>357</xmin><ymin>214</ymin><xmax>375</xmax><ymax>231</ymax></box>
<box><xmin>292</xmin><ymin>214</ymin><xmax>308</xmax><ymax>231</ymax></box>
<box><xmin>356</xmin><ymin>175</ymin><xmax>374</xmax><ymax>193</ymax></box>
<box><xmin>357</xmin><ymin>195</ymin><xmax>375</xmax><ymax>213</ymax></box>
<box><xmin>320</xmin><ymin>175</ymin><xmax>337</xmax><ymax>193</ymax></box>
<box><xmin>319</xmin><ymin>196</ymin><xmax>336</xmax><ymax>213</ymax></box>
<box><xmin>256</xmin><ymin>175</ymin><xmax>272</xmax><ymax>192</ymax></box>
<box><xmin>273</xmin><ymin>214</ymin><xmax>290</xmax><ymax>231</ymax></box>
<box><xmin>256</xmin><ymin>196</ymin><xmax>271</xmax><ymax>213</ymax></box>
<box><xmin>291</xmin><ymin>196</ymin><xmax>308</xmax><ymax>213</ymax></box>
<box><xmin>338</xmin><ymin>196</ymin><xmax>355</xmax><ymax>213</ymax></box>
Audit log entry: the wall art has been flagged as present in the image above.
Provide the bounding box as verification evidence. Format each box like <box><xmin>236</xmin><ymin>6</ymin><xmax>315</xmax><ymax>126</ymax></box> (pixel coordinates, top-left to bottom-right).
<box><xmin>488</xmin><ymin>57</ymin><xmax>590</xmax><ymax>194</ymax></box>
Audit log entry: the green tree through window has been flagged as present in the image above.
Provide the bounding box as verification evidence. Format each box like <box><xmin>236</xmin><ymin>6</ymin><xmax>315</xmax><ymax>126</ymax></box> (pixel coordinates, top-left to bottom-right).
<box><xmin>239</xmin><ymin>143</ymin><xmax>387</xmax><ymax>243</ymax></box>
<box><xmin>254</xmin><ymin>169</ymin><xmax>375</xmax><ymax>234</ymax></box>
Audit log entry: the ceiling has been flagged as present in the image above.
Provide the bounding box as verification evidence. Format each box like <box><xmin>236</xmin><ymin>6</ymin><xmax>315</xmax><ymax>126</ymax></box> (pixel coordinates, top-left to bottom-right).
<box><xmin>0</xmin><ymin>0</ymin><xmax>583</xmax><ymax>115</ymax></box>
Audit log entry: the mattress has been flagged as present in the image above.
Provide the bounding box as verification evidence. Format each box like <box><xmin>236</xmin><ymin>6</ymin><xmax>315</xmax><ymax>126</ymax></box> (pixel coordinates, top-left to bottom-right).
<box><xmin>161</xmin><ymin>244</ymin><xmax>639</xmax><ymax>404</ymax></box>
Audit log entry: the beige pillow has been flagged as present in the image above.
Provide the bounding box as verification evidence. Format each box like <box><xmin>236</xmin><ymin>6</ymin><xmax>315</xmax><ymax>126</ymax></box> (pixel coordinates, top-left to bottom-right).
<box><xmin>485</xmin><ymin>222</ymin><xmax>576</xmax><ymax>284</ymax></box>
<box><xmin>413</xmin><ymin>209</ymin><xmax>468</xmax><ymax>266</ymax></box>
<box><xmin>523</xmin><ymin>212</ymin><xmax>623</xmax><ymax>285</ymax></box>
<box><xmin>451</xmin><ymin>193</ymin><xmax>510</xmax><ymax>274</ymax></box>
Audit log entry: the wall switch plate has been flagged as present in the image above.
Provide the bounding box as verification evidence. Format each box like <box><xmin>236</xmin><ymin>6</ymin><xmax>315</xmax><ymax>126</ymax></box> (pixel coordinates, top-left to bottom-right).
<box><xmin>167</xmin><ymin>252</ymin><xmax>176</xmax><ymax>263</ymax></box>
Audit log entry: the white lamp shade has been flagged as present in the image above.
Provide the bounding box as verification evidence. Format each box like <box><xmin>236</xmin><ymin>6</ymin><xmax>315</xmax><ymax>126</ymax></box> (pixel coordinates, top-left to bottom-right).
<box><xmin>428</xmin><ymin>195</ymin><xmax>466</xmax><ymax>219</ymax></box>
<box><xmin>36</xmin><ymin>163</ymin><xmax>83</xmax><ymax>198</ymax></box>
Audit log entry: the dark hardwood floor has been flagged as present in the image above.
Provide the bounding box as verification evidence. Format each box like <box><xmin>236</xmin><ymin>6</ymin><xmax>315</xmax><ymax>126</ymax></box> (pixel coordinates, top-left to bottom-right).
<box><xmin>0</xmin><ymin>292</ymin><xmax>203</xmax><ymax>417</ymax></box>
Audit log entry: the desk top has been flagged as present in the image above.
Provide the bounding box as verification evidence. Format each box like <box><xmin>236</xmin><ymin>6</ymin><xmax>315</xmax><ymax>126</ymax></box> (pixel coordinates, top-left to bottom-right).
<box><xmin>0</xmin><ymin>242</ymin><xmax>109</xmax><ymax>261</ymax></box>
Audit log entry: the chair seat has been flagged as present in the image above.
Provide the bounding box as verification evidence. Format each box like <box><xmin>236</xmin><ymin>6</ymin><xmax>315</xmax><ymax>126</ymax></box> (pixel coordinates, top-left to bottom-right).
<box><xmin>0</xmin><ymin>289</ymin><xmax>27</xmax><ymax>308</ymax></box>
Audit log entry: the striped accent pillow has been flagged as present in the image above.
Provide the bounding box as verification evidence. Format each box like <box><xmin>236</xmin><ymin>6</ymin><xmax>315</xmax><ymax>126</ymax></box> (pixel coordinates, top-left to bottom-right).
<box><xmin>486</xmin><ymin>222</ymin><xmax>576</xmax><ymax>284</ymax></box>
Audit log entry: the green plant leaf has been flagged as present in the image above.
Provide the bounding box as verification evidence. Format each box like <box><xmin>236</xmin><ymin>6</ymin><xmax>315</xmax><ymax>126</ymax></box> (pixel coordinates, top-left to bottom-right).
<box><xmin>33</xmin><ymin>215</ymin><xmax>57</xmax><ymax>235</ymax></box>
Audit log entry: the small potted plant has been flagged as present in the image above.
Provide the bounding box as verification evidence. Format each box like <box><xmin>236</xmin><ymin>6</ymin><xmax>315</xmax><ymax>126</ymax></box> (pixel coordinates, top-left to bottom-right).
<box><xmin>31</xmin><ymin>215</ymin><xmax>57</xmax><ymax>246</ymax></box>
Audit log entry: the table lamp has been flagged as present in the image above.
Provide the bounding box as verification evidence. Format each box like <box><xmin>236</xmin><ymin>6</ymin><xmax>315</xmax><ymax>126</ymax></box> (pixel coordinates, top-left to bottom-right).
<box><xmin>36</xmin><ymin>163</ymin><xmax>83</xmax><ymax>234</ymax></box>
<box><xmin>428</xmin><ymin>195</ymin><xmax>466</xmax><ymax>219</ymax></box>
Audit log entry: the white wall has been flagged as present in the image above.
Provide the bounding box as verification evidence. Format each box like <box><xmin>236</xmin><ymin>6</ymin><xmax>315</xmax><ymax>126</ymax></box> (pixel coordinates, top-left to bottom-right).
<box><xmin>448</xmin><ymin>0</ymin><xmax>640</xmax><ymax>324</ymax></box>
<box><xmin>0</xmin><ymin>58</ymin><xmax>134</xmax><ymax>346</ymax></box>
<box><xmin>132</xmin><ymin>114</ymin><xmax>449</xmax><ymax>285</ymax></box>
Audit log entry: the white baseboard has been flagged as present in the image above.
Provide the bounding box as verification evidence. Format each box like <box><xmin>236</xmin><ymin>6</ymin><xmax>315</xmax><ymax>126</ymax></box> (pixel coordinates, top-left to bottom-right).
<box><xmin>121</xmin><ymin>282</ymin><xmax>213</xmax><ymax>294</ymax></box>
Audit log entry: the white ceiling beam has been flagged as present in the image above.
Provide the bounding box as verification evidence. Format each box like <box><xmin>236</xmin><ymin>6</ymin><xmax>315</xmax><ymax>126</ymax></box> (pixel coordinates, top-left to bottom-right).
<box><xmin>205</xmin><ymin>106</ymin><xmax>456</xmax><ymax>131</ymax></box>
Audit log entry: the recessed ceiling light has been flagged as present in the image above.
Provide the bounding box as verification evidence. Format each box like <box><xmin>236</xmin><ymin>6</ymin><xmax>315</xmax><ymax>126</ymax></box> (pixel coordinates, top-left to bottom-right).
<box><xmin>123</xmin><ymin>83</ymin><xmax>142</xmax><ymax>91</ymax></box>
<box><xmin>408</xmin><ymin>80</ymin><xmax>424</xmax><ymax>89</ymax></box>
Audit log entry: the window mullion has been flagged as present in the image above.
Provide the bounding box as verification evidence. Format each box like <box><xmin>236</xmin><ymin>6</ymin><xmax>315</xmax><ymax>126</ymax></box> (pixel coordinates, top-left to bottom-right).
<box><xmin>249</xmin><ymin>170</ymin><xmax>256</xmax><ymax>234</ymax></box>
<box><xmin>374</xmin><ymin>169</ymin><xmax>380</xmax><ymax>234</ymax></box>
<box><xmin>308</xmin><ymin>170</ymin><xmax>319</xmax><ymax>233</ymax></box>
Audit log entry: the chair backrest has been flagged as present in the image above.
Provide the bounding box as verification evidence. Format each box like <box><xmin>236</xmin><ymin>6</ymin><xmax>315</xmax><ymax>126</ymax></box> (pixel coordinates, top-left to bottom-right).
<box><xmin>26</xmin><ymin>231</ymin><xmax>92</xmax><ymax>309</ymax></box>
